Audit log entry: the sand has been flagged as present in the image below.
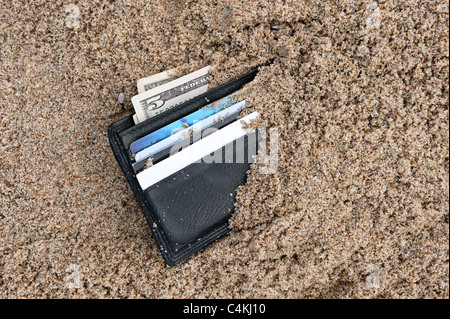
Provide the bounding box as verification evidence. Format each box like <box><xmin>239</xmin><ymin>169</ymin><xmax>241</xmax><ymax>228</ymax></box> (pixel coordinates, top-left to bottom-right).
<box><xmin>0</xmin><ymin>0</ymin><xmax>448</xmax><ymax>298</ymax></box>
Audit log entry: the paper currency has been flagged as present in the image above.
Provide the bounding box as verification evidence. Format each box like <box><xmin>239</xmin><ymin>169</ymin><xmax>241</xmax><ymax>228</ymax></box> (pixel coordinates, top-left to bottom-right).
<box><xmin>136</xmin><ymin>68</ymin><xmax>179</xmax><ymax>94</ymax></box>
<box><xmin>131</xmin><ymin>66</ymin><xmax>211</xmax><ymax>124</ymax></box>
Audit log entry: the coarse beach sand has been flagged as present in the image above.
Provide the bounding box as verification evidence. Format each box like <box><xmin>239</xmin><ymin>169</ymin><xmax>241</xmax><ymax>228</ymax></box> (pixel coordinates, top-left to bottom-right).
<box><xmin>0</xmin><ymin>0</ymin><xmax>448</xmax><ymax>298</ymax></box>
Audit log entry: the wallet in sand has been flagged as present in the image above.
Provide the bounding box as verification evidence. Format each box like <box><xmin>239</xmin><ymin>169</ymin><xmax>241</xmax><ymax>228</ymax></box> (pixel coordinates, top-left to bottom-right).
<box><xmin>108</xmin><ymin>65</ymin><xmax>262</xmax><ymax>266</ymax></box>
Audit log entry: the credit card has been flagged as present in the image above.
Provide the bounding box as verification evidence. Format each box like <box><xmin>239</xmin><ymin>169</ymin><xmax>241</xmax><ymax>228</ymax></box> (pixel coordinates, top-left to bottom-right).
<box><xmin>132</xmin><ymin>103</ymin><xmax>245</xmax><ymax>173</ymax></box>
<box><xmin>136</xmin><ymin>111</ymin><xmax>260</xmax><ymax>190</ymax></box>
<box><xmin>134</xmin><ymin>100</ymin><xmax>247</xmax><ymax>163</ymax></box>
<box><xmin>129</xmin><ymin>89</ymin><xmax>246</xmax><ymax>155</ymax></box>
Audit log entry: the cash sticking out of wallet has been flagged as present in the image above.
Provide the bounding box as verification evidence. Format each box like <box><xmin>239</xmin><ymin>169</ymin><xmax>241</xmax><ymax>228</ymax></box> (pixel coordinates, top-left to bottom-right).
<box><xmin>129</xmin><ymin>66</ymin><xmax>258</xmax><ymax>190</ymax></box>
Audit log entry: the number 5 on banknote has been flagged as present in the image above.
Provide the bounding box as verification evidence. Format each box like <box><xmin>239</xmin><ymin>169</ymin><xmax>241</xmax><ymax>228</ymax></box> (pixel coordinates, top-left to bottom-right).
<box><xmin>142</xmin><ymin>94</ymin><xmax>164</xmax><ymax>112</ymax></box>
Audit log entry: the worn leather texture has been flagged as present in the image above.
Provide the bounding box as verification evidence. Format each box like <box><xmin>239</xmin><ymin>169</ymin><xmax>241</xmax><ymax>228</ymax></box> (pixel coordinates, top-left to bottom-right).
<box><xmin>145</xmin><ymin>133</ymin><xmax>256</xmax><ymax>256</ymax></box>
<box><xmin>108</xmin><ymin>64</ymin><xmax>265</xmax><ymax>266</ymax></box>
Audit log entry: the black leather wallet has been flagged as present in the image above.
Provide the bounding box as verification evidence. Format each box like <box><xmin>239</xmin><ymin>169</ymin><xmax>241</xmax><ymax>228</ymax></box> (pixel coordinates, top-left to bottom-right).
<box><xmin>108</xmin><ymin>65</ymin><xmax>263</xmax><ymax>266</ymax></box>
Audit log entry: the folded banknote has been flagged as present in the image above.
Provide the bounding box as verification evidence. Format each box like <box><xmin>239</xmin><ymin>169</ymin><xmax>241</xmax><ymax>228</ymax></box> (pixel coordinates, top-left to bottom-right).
<box><xmin>132</xmin><ymin>66</ymin><xmax>211</xmax><ymax>124</ymax></box>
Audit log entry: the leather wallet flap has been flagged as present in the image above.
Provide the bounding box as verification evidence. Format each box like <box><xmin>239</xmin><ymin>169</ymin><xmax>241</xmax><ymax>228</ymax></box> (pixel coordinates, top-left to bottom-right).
<box><xmin>144</xmin><ymin>133</ymin><xmax>257</xmax><ymax>256</ymax></box>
